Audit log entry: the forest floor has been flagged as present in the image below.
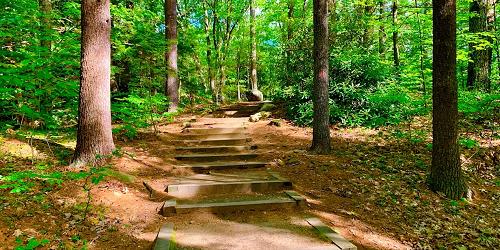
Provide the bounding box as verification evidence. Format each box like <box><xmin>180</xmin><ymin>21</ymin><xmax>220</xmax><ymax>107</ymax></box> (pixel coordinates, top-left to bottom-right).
<box><xmin>0</xmin><ymin>104</ymin><xmax>499</xmax><ymax>249</ymax></box>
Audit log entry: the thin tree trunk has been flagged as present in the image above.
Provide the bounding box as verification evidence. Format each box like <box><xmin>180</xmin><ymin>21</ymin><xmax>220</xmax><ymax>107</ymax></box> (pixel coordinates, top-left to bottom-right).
<box><xmin>467</xmin><ymin>0</ymin><xmax>493</xmax><ymax>91</ymax></box>
<box><xmin>165</xmin><ymin>0</ymin><xmax>179</xmax><ymax>112</ymax></box>
<box><xmin>203</xmin><ymin>7</ymin><xmax>216</xmax><ymax>101</ymax></box>
<box><xmin>73</xmin><ymin>0</ymin><xmax>115</xmax><ymax>167</ymax></box>
<box><xmin>392</xmin><ymin>0</ymin><xmax>400</xmax><ymax>67</ymax></box>
<box><xmin>311</xmin><ymin>0</ymin><xmax>331</xmax><ymax>154</ymax></box>
<box><xmin>329</xmin><ymin>0</ymin><xmax>336</xmax><ymax>46</ymax></box>
<box><xmin>287</xmin><ymin>0</ymin><xmax>295</xmax><ymax>86</ymax></box>
<box><xmin>378</xmin><ymin>0</ymin><xmax>386</xmax><ymax>56</ymax></box>
<box><xmin>415</xmin><ymin>0</ymin><xmax>426</xmax><ymax>96</ymax></box>
<box><xmin>363</xmin><ymin>3</ymin><xmax>375</xmax><ymax>49</ymax></box>
<box><xmin>39</xmin><ymin>0</ymin><xmax>52</xmax><ymax>51</ymax></box>
<box><xmin>430</xmin><ymin>0</ymin><xmax>468</xmax><ymax>199</ymax></box>
<box><xmin>494</xmin><ymin>1</ymin><xmax>500</xmax><ymax>82</ymax></box>
<box><xmin>237</xmin><ymin>46</ymin><xmax>242</xmax><ymax>102</ymax></box>
<box><xmin>250</xmin><ymin>0</ymin><xmax>259</xmax><ymax>93</ymax></box>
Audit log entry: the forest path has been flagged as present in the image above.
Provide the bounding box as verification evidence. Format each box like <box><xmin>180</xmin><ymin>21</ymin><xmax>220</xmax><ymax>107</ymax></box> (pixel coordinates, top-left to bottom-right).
<box><xmin>152</xmin><ymin>102</ymin><xmax>357</xmax><ymax>250</ymax></box>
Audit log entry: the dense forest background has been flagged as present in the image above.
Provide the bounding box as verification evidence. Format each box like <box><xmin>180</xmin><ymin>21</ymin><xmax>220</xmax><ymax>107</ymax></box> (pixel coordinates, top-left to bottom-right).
<box><xmin>2</xmin><ymin>0</ymin><xmax>499</xmax><ymax>133</ymax></box>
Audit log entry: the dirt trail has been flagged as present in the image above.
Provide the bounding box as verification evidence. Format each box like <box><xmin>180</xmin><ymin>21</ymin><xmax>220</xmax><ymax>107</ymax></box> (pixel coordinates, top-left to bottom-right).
<box><xmin>91</xmin><ymin>102</ymin><xmax>412</xmax><ymax>250</ymax></box>
<box><xmin>153</xmin><ymin>102</ymin><xmax>344</xmax><ymax>250</ymax></box>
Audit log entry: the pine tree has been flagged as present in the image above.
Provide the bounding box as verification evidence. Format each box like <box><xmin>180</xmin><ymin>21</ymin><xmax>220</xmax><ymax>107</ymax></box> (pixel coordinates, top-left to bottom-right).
<box><xmin>430</xmin><ymin>0</ymin><xmax>468</xmax><ymax>199</ymax></box>
<box><xmin>73</xmin><ymin>0</ymin><xmax>115</xmax><ymax>166</ymax></box>
<box><xmin>165</xmin><ymin>0</ymin><xmax>179</xmax><ymax>111</ymax></box>
<box><xmin>311</xmin><ymin>0</ymin><xmax>331</xmax><ymax>154</ymax></box>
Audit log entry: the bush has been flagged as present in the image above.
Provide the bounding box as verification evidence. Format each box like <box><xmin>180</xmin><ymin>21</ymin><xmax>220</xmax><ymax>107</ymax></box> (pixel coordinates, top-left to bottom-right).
<box><xmin>276</xmin><ymin>53</ymin><xmax>423</xmax><ymax>127</ymax></box>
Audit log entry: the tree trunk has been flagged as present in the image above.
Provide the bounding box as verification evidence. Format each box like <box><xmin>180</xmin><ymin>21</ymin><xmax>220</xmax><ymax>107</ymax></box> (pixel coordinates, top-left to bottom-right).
<box><xmin>165</xmin><ymin>0</ymin><xmax>179</xmax><ymax>112</ymax></box>
<box><xmin>378</xmin><ymin>0</ymin><xmax>386</xmax><ymax>56</ymax></box>
<box><xmin>415</xmin><ymin>0</ymin><xmax>426</xmax><ymax>96</ymax></box>
<box><xmin>39</xmin><ymin>0</ymin><xmax>52</xmax><ymax>51</ymax></box>
<box><xmin>430</xmin><ymin>0</ymin><xmax>468</xmax><ymax>199</ymax></box>
<box><xmin>363</xmin><ymin>2</ymin><xmax>375</xmax><ymax>49</ymax></box>
<box><xmin>329</xmin><ymin>0</ymin><xmax>336</xmax><ymax>46</ymax></box>
<box><xmin>467</xmin><ymin>0</ymin><xmax>493</xmax><ymax>91</ymax></box>
<box><xmin>392</xmin><ymin>0</ymin><xmax>400</xmax><ymax>67</ymax></box>
<box><xmin>494</xmin><ymin>1</ymin><xmax>500</xmax><ymax>82</ymax></box>
<box><xmin>249</xmin><ymin>0</ymin><xmax>261</xmax><ymax>96</ymax></box>
<box><xmin>311</xmin><ymin>0</ymin><xmax>331</xmax><ymax>154</ymax></box>
<box><xmin>203</xmin><ymin>7</ymin><xmax>216</xmax><ymax>102</ymax></box>
<box><xmin>248</xmin><ymin>0</ymin><xmax>263</xmax><ymax>101</ymax></box>
<box><xmin>73</xmin><ymin>0</ymin><xmax>115</xmax><ymax>167</ymax></box>
<box><xmin>286</xmin><ymin>0</ymin><xmax>295</xmax><ymax>86</ymax></box>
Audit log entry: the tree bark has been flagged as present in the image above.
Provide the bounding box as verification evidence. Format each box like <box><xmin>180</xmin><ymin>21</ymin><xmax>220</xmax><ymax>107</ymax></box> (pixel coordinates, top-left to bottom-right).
<box><xmin>203</xmin><ymin>6</ymin><xmax>216</xmax><ymax>102</ymax></box>
<box><xmin>39</xmin><ymin>0</ymin><xmax>52</xmax><ymax>51</ymax></box>
<box><xmin>286</xmin><ymin>0</ymin><xmax>295</xmax><ymax>86</ymax></box>
<box><xmin>378</xmin><ymin>0</ymin><xmax>386</xmax><ymax>56</ymax></box>
<box><xmin>248</xmin><ymin>0</ymin><xmax>263</xmax><ymax>101</ymax></box>
<box><xmin>415</xmin><ymin>0</ymin><xmax>426</xmax><ymax>96</ymax></box>
<box><xmin>362</xmin><ymin>1</ymin><xmax>375</xmax><ymax>49</ymax></box>
<box><xmin>392</xmin><ymin>0</ymin><xmax>400</xmax><ymax>67</ymax></box>
<box><xmin>467</xmin><ymin>0</ymin><xmax>493</xmax><ymax>91</ymax></box>
<box><xmin>311</xmin><ymin>0</ymin><xmax>331</xmax><ymax>154</ymax></box>
<box><xmin>165</xmin><ymin>0</ymin><xmax>179</xmax><ymax>112</ymax></box>
<box><xmin>249</xmin><ymin>0</ymin><xmax>261</xmax><ymax>96</ymax></box>
<box><xmin>73</xmin><ymin>0</ymin><xmax>115</xmax><ymax>167</ymax></box>
<box><xmin>430</xmin><ymin>0</ymin><xmax>468</xmax><ymax>199</ymax></box>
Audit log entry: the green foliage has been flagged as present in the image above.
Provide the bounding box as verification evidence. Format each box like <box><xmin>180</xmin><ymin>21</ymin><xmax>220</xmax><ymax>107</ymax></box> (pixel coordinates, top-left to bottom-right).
<box><xmin>459</xmin><ymin>138</ymin><xmax>479</xmax><ymax>149</ymax></box>
<box><xmin>112</xmin><ymin>93</ymin><xmax>171</xmax><ymax>139</ymax></box>
<box><xmin>277</xmin><ymin>53</ymin><xmax>427</xmax><ymax>127</ymax></box>
<box><xmin>15</xmin><ymin>237</ymin><xmax>50</xmax><ymax>250</ymax></box>
<box><xmin>0</xmin><ymin>162</ymin><xmax>65</xmax><ymax>194</ymax></box>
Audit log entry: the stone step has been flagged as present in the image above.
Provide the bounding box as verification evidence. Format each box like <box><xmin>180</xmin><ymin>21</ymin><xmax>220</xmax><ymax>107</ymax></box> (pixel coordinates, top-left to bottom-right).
<box><xmin>179</xmin><ymin>133</ymin><xmax>247</xmax><ymax>140</ymax></box>
<box><xmin>161</xmin><ymin>191</ymin><xmax>305</xmax><ymax>216</ymax></box>
<box><xmin>174</xmin><ymin>161</ymin><xmax>268</xmax><ymax>172</ymax></box>
<box><xmin>219</xmin><ymin>101</ymin><xmax>273</xmax><ymax>110</ymax></box>
<box><xmin>174</xmin><ymin>153</ymin><xmax>259</xmax><ymax>162</ymax></box>
<box><xmin>153</xmin><ymin>223</ymin><xmax>175</xmax><ymax>250</ymax></box>
<box><xmin>173</xmin><ymin>138</ymin><xmax>251</xmax><ymax>146</ymax></box>
<box><xmin>175</xmin><ymin>145</ymin><xmax>257</xmax><ymax>153</ymax></box>
<box><xmin>187</xmin><ymin>122</ymin><xmax>247</xmax><ymax>128</ymax></box>
<box><xmin>183</xmin><ymin>127</ymin><xmax>246</xmax><ymax>134</ymax></box>
<box><xmin>306</xmin><ymin>218</ymin><xmax>357</xmax><ymax>250</ymax></box>
<box><xmin>166</xmin><ymin>174</ymin><xmax>292</xmax><ymax>198</ymax></box>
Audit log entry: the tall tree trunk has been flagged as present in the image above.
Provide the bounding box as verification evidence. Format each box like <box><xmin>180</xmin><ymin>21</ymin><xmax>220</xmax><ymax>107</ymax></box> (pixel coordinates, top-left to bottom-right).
<box><xmin>392</xmin><ymin>0</ymin><xmax>400</xmax><ymax>67</ymax></box>
<box><xmin>430</xmin><ymin>0</ymin><xmax>468</xmax><ymax>199</ymax></box>
<box><xmin>415</xmin><ymin>0</ymin><xmax>426</xmax><ymax>96</ymax></box>
<box><xmin>249</xmin><ymin>0</ymin><xmax>262</xmax><ymax>101</ymax></box>
<box><xmin>329</xmin><ymin>0</ymin><xmax>336</xmax><ymax>46</ymax></box>
<box><xmin>378</xmin><ymin>0</ymin><xmax>386</xmax><ymax>56</ymax></box>
<box><xmin>494</xmin><ymin>1</ymin><xmax>500</xmax><ymax>82</ymax></box>
<box><xmin>286</xmin><ymin>0</ymin><xmax>295</xmax><ymax>86</ymax></box>
<box><xmin>165</xmin><ymin>0</ymin><xmax>179</xmax><ymax>112</ymax></box>
<box><xmin>39</xmin><ymin>0</ymin><xmax>52</xmax><ymax>51</ymax></box>
<box><xmin>73</xmin><ymin>0</ymin><xmax>115</xmax><ymax>167</ymax></box>
<box><xmin>363</xmin><ymin>2</ymin><xmax>375</xmax><ymax>49</ymax></box>
<box><xmin>311</xmin><ymin>0</ymin><xmax>331</xmax><ymax>154</ymax></box>
<box><xmin>203</xmin><ymin>7</ymin><xmax>216</xmax><ymax>102</ymax></box>
<box><xmin>467</xmin><ymin>0</ymin><xmax>493</xmax><ymax>91</ymax></box>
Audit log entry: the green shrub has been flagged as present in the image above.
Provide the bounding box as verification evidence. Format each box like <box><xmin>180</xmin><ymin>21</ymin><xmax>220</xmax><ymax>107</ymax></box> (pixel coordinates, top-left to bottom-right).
<box><xmin>275</xmin><ymin>53</ymin><xmax>425</xmax><ymax>127</ymax></box>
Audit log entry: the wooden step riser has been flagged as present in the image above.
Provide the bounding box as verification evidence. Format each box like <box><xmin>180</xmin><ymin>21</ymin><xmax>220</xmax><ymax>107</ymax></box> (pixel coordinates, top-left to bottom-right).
<box><xmin>153</xmin><ymin>223</ymin><xmax>175</xmax><ymax>250</ymax></box>
<box><xmin>187</xmin><ymin>124</ymin><xmax>246</xmax><ymax>128</ymax></box>
<box><xmin>175</xmin><ymin>146</ymin><xmax>254</xmax><ymax>153</ymax></box>
<box><xmin>166</xmin><ymin>181</ymin><xmax>293</xmax><ymax>198</ymax></box>
<box><xmin>181</xmin><ymin>139</ymin><xmax>251</xmax><ymax>146</ymax></box>
<box><xmin>179</xmin><ymin>133</ymin><xmax>247</xmax><ymax>140</ymax></box>
<box><xmin>162</xmin><ymin>199</ymin><xmax>301</xmax><ymax>216</ymax></box>
<box><xmin>175</xmin><ymin>154</ymin><xmax>259</xmax><ymax>162</ymax></box>
<box><xmin>183</xmin><ymin>128</ymin><xmax>246</xmax><ymax>134</ymax></box>
<box><xmin>175</xmin><ymin>164</ymin><xmax>267</xmax><ymax>173</ymax></box>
